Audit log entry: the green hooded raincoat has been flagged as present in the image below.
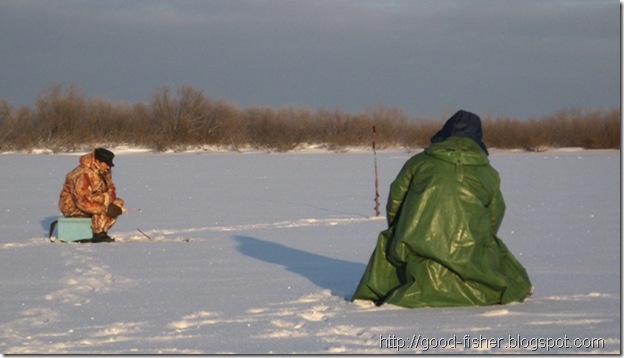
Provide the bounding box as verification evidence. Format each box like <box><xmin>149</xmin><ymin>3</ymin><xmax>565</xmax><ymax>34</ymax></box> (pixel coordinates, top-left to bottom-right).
<box><xmin>352</xmin><ymin>136</ymin><xmax>532</xmax><ymax>308</ymax></box>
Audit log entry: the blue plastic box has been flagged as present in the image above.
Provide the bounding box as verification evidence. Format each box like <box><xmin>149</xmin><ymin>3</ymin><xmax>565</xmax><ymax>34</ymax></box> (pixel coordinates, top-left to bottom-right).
<box><xmin>57</xmin><ymin>217</ymin><xmax>92</xmax><ymax>242</ymax></box>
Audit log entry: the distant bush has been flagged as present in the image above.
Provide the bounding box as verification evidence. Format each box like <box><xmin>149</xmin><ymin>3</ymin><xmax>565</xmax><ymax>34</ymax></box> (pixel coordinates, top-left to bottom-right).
<box><xmin>0</xmin><ymin>84</ymin><xmax>619</xmax><ymax>152</ymax></box>
<box><xmin>482</xmin><ymin>108</ymin><xmax>620</xmax><ymax>151</ymax></box>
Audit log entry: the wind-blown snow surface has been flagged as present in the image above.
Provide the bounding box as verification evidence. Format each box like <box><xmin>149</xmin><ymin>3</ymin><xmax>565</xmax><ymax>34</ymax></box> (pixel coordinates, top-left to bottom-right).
<box><xmin>0</xmin><ymin>149</ymin><xmax>620</xmax><ymax>354</ymax></box>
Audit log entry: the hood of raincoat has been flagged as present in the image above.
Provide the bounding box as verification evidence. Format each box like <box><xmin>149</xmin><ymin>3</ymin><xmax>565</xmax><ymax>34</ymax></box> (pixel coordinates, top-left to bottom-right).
<box><xmin>425</xmin><ymin>135</ymin><xmax>490</xmax><ymax>167</ymax></box>
<box><xmin>431</xmin><ymin>110</ymin><xmax>488</xmax><ymax>155</ymax></box>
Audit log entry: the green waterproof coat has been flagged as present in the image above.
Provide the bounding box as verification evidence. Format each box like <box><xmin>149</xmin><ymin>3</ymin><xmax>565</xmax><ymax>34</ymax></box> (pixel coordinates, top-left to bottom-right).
<box><xmin>352</xmin><ymin>136</ymin><xmax>532</xmax><ymax>308</ymax></box>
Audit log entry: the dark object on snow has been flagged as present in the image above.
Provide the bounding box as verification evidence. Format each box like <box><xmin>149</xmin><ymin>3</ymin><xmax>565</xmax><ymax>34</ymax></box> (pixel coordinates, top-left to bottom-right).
<box><xmin>48</xmin><ymin>220</ymin><xmax>57</xmax><ymax>240</ymax></box>
<box><xmin>76</xmin><ymin>232</ymin><xmax>114</xmax><ymax>243</ymax></box>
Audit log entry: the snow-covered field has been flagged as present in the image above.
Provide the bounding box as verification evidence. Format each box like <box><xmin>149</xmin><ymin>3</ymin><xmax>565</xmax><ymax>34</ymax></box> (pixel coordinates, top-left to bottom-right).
<box><xmin>0</xmin><ymin>148</ymin><xmax>620</xmax><ymax>354</ymax></box>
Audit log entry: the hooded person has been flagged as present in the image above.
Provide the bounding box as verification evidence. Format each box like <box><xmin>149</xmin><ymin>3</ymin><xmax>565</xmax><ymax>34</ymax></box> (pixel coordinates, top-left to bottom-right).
<box><xmin>59</xmin><ymin>148</ymin><xmax>125</xmax><ymax>243</ymax></box>
<box><xmin>352</xmin><ymin>110</ymin><xmax>533</xmax><ymax>308</ymax></box>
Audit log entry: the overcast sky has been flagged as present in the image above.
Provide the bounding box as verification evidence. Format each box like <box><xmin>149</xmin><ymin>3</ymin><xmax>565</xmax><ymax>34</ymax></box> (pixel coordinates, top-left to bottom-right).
<box><xmin>0</xmin><ymin>0</ymin><xmax>620</xmax><ymax>119</ymax></box>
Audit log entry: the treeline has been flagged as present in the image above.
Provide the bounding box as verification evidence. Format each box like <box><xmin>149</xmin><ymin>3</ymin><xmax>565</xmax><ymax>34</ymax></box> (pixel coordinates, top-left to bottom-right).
<box><xmin>0</xmin><ymin>85</ymin><xmax>620</xmax><ymax>152</ymax></box>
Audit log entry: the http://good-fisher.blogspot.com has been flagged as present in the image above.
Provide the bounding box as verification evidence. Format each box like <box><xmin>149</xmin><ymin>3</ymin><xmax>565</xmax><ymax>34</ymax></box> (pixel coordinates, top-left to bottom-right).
<box><xmin>379</xmin><ymin>334</ymin><xmax>606</xmax><ymax>353</ymax></box>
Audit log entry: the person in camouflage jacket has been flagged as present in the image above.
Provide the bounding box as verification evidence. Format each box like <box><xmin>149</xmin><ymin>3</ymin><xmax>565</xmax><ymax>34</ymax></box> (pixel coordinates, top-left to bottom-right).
<box><xmin>59</xmin><ymin>148</ymin><xmax>125</xmax><ymax>242</ymax></box>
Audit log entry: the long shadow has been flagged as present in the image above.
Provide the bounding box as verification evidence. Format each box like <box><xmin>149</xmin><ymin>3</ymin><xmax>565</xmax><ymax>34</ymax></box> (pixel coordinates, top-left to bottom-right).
<box><xmin>234</xmin><ymin>235</ymin><xmax>365</xmax><ymax>300</ymax></box>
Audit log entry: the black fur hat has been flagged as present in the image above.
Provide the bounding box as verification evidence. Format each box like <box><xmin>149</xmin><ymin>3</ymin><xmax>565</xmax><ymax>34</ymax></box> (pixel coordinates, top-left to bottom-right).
<box><xmin>94</xmin><ymin>148</ymin><xmax>115</xmax><ymax>167</ymax></box>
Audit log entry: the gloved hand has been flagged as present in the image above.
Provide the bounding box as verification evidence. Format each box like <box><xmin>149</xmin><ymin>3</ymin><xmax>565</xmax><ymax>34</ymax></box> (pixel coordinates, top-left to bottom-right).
<box><xmin>106</xmin><ymin>203</ymin><xmax>123</xmax><ymax>218</ymax></box>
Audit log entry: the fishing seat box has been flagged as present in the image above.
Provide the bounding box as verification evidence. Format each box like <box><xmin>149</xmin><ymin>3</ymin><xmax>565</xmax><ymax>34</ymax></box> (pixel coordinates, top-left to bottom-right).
<box><xmin>56</xmin><ymin>217</ymin><xmax>92</xmax><ymax>242</ymax></box>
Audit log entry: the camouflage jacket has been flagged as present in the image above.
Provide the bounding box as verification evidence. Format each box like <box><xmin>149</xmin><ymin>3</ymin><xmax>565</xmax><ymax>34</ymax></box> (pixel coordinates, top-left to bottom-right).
<box><xmin>59</xmin><ymin>151</ymin><xmax>117</xmax><ymax>216</ymax></box>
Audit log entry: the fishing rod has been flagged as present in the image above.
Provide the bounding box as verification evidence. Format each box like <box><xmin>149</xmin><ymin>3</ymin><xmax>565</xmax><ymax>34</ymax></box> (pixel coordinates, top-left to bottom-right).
<box><xmin>373</xmin><ymin>125</ymin><xmax>380</xmax><ymax>217</ymax></box>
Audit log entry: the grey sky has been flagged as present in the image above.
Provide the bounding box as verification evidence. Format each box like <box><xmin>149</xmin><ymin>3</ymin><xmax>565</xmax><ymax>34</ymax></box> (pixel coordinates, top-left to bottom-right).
<box><xmin>0</xmin><ymin>0</ymin><xmax>620</xmax><ymax>119</ymax></box>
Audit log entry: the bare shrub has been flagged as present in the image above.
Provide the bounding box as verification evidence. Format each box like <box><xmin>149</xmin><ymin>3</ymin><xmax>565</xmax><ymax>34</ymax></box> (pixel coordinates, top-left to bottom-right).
<box><xmin>398</xmin><ymin>118</ymin><xmax>441</xmax><ymax>149</ymax></box>
<box><xmin>34</xmin><ymin>84</ymin><xmax>87</xmax><ymax>150</ymax></box>
<box><xmin>243</xmin><ymin>105</ymin><xmax>310</xmax><ymax>152</ymax></box>
<box><xmin>203</xmin><ymin>99</ymin><xmax>245</xmax><ymax>149</ymax></box>
<box><xmin>9</xmin><ymin>106</ymin><xmax>37</xmax><ymax>151</ymax></box>
<box><xmin>0</xmin><ymin>84</ymin><xmax>619</xmax><ymax>152</ymax></box>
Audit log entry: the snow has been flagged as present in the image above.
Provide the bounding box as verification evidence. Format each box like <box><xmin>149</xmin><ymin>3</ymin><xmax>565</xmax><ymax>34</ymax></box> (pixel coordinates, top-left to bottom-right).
<box><xmin>0</xmin><ymin>148</ymin><xmax>620</xmax><ymax>354</ymax></box>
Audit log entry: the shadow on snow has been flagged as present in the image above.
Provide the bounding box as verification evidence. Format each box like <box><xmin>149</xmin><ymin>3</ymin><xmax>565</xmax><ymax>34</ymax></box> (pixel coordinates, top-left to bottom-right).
<box><xmin>234</xmin><ymin>235</ymin><xmax>365</xmax><ymax>300</ymax></box>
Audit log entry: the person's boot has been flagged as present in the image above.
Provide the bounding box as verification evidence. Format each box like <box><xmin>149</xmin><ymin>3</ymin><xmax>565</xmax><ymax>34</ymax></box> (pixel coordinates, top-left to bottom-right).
<box><xmin>91</xmin><ymin>232</ymin><xmax>115</xmax><ymax>243</ymax></box>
